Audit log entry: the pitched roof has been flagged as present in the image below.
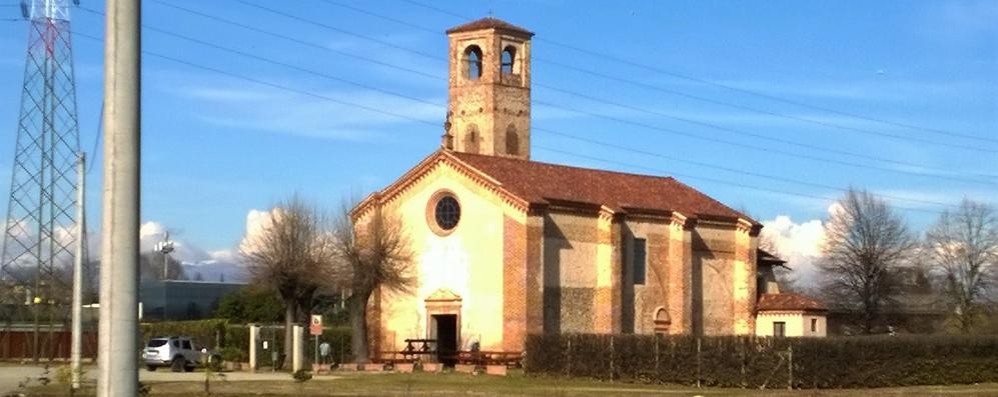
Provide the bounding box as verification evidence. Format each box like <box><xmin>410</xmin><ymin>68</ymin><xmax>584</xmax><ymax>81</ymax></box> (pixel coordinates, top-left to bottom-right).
<box><xmin>758</xmin><ymin>249</ymin><xmax>787</xmax><ymax>266</ymax></box>
<box><xmin>446</xmin><ymin>17</ymin><xmax>534</xmax><ymax>37</ymax></box>
<box><xmin>757</xmin><ymin>293</ymin><xmax>827</xmax><ymax>313</ymax></box>
<box><xmin>450</xmin><ymin>151</ymin><xmax>755</xmax><ymax>223</ymax></box>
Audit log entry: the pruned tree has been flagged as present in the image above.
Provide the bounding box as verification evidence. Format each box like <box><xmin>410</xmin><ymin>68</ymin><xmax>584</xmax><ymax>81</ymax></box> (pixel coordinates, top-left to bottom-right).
<box><xmin>241</xmin><ymin>196</ymin><xmax>329</xmax><ymax>363</ymax></box>
<box><xmin>925</xmin><ymin>199</ymin><xmax>998</xmax><ymax>333</ymax></box>
<box><xmin>819</xmin><ymin>188</ymin><xmax>916</xmax><ymax>334</ymax></box>
<box><xmin>329</xmin><ymin>203</ymin><xmax>413</xmax><ymax>363</ymax></box>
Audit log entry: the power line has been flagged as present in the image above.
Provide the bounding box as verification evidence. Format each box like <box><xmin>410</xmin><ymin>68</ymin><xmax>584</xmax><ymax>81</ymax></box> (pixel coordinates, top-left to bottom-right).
<box><xmin>533</xmin><ymin>56</ymin><xmax>997</xmax><ymax>154</ymax></box>
<box><xmin>148</xmin><ymin>0</ymin><xmax>444</xmax><ymax>81</ymax></box>
<box><xmin>69</xmin><ymin>32</ymin><xmax>440</xmax><ymax>129</ymax></box>
<box><xmin>534</xmin><ymin>83</ymin><xmax>998</xmax><ymax>182</ymax></box>
<box><xmin>92</xmin><ymin>15</ymin><xmax>966</xmax><ymax>206</ymax></box>
<box><xmin>532</xmin><ymin>129</ymin><xmax>959</xmax><ymax>209</ymax></box>
<box><xmin>162</xmin><ymin>0</ymin><xmax>998</xmax><ymax>185</ymax></box>
<box><xmin>533</xmin><ymin>145</ymin><xmax>949</xmax><ymax>216</ymax></box>
<box><xmin>86</xmin><ymin>101</ymin><xmax>102</xmax><ymax>174</ymax></box>
<box><xmin>84</xmin><ymin>7</ymin><xmax>967</xmax><ymax>207</ymax></box>
<box><xmin>399</xmin><ymin>0</ymin><xmax>998</xmax><ymax>146</ymax></box>
<box><xmin>67</xmin><ymin>29</ymin><xmax>964</xmax><ymax>213</ymax></box>
<box><xmin>539</xmin><ymin>97</ymin><xmax>996</xmax><ymax>187</ymax></box>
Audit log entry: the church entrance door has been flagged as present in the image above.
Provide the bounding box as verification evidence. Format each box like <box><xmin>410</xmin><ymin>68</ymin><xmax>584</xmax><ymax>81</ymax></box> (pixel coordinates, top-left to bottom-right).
<box><xmin>431</xmin><ymin>314</ymin><xmax>458</xmax><ymax>366</ymax></box>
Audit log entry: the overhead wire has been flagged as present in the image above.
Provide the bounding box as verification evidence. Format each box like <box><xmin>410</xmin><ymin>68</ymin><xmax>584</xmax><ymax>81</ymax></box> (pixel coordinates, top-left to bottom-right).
<box><xmin>66</xmin><ymin>22</ymin><xmax>964</xmax><ymax>214</ymax></box>
<box><xmin>259</xmin><ymin>0</ymin><xmax>998</xmax><ymax>180</ymax></box>
<box><xmin>398</xmin><ymin>0</ymin><xmax>998</xmax><ymax>146</ymax></box>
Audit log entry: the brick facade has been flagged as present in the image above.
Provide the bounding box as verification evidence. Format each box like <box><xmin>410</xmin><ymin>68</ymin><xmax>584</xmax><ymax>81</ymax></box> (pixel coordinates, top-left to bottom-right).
<box><xmin>356</xmin><ymin>18</ymin><xmax>768</xmax><ymax>358</ymax></box>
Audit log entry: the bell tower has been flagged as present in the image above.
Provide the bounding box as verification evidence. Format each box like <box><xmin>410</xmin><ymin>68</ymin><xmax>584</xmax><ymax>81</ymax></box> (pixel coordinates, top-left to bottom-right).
<box><xmin>443</xmin><ymin>18</ymin><xmax>533</xmax><ymax>160</ymax></box>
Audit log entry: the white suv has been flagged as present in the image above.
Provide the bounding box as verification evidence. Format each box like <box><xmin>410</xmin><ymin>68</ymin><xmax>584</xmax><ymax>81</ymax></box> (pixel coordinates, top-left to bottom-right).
<box><xmin>142</xmin><ymin>336</ymin><xmax>200</xmax><ymax>372</ymax></box>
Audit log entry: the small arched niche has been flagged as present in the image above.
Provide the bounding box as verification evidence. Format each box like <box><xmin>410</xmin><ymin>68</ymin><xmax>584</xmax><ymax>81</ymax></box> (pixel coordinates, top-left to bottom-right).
<box><xmin>463</xmin><ymin>124</ymin><xmax>480</xmax><ymax>154</ymax></box>
<box><xmin>653</xmin><ymin>307</ymin><xmax>671</xmax><ymax>335</ymax></box>
<box><xmin>505</xmin><ymin>124</ymin><xmax>519</xmax><ymax>156</ymax></box>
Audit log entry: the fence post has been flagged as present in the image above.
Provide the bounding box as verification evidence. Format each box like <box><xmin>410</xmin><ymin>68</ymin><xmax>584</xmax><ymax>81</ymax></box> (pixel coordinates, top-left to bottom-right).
<box><xmin>654</xmin><ymin>335</ymin><xmax>660</xmax><ymax>373</ymax></box>
<box><xmin>566</xmin><ymin>337</ymin><xmax>573</xmax><ymax>378</ymax></box>
<box><xmin>249</xmin><ymin>325</ymin><xmax>259</xmax><ymax>372</ymax></box>
<box><xmin>787</xmin><ymin>345</ymin><xmax>793</xmax><ymax>390</ymax></box>
<box><xmin>696</xmin><ymin>338</ymin><xmax>702</xmax><ymax>388</ymax></box>
<box><xmin>740</xmin><ymin>337</ymin><xmax>747</xmax><ymax>388</ymax></box>
<box><xmin>609</xmin><ymin>335</ymin><xmax>615</xmax><ymax>382</ymax></box>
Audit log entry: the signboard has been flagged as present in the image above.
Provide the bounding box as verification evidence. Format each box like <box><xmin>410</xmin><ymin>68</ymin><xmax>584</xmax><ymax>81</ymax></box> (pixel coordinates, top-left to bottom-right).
<box><xmin>309</xmin><ymin>314</ymin><xmax>323</xmax><ymax>336</ymax></box>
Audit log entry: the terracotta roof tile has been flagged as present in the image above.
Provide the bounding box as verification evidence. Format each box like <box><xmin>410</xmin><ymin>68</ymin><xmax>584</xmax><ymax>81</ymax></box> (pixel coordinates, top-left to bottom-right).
<box><xmin>446</xmin><ymin>17</ymin><xmax>534</xmax><ymax>37</ymax></box>
<box><xmin>757</xmin><ymin>293</ymin><xmax>827</xmax><ymax>312</ymax></box>
<box><xmin>450</xmin><ymin>151</ymin><xmax>754</xmax><ymax>223</ymax></box>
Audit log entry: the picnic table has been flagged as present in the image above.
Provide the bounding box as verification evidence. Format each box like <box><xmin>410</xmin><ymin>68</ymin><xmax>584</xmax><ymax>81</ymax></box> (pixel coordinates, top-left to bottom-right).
<box><xmin>376</xmin><ymin>339</ymin><xmax>439</xmax><ymax>364</ymax></box>
<box><xmin>403</xmin><ymin>338</ymin><xmax>436</xmax><ymax>353</ymax></box>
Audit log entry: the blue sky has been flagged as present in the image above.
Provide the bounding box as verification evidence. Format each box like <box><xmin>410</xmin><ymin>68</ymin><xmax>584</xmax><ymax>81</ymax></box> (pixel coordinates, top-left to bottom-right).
<box><xmin>0</xmin><ymin>0</ymin><xmax>995</xmax><ymax>267</ymax></box>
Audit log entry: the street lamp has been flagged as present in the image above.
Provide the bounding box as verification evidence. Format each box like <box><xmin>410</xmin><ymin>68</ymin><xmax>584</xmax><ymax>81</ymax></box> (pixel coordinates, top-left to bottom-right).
<box><xmin>154</xmin><ymin>232</ymin><xmax>175</xmax><ymax>280</ymax></box>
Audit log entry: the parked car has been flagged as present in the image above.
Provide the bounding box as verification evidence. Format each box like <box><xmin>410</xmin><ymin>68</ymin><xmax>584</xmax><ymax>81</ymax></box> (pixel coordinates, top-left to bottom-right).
<box><xmin>142</xmin><ymin>336</ymin><xmax>201</xmax><ymax>372</ymax></box>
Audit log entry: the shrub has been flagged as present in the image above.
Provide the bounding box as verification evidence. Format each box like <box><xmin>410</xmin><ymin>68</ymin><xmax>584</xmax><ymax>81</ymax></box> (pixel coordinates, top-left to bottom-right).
<box><xmin>218</xmin><ymin>346</ymin><xmax>247</xmax><ymax>363</ymax></box>
<box><xmin>292</xmin><ymin>369</ymin><xmax>312</xmax><ymax>383</ymax></box>
<box><xmin>525</xmin><ymin>334</ymin><xmax>998</xmax><ymax>389</ymax></box>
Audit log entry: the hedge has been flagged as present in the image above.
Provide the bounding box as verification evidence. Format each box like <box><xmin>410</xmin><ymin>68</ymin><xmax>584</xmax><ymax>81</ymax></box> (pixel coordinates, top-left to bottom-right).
<box><xmin>525</xmin><ymin>333</ymin><xmax>998</xmax><ymax>388</ymax></box>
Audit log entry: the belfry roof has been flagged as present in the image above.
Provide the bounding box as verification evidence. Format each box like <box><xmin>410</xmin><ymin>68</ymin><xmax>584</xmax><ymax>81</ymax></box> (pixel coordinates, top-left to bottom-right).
<box><xmin>446</xmin><ymin>17</ymin><xmax>534</xmax><ymax>37</ymax></box>
<box><xmin>450</xmin><ymin>151</ymin><xmax>755</xmax><ymax>224</ymax></box>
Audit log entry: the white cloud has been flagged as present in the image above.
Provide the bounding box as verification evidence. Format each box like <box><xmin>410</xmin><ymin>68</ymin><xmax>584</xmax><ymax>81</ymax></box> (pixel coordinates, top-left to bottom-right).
<box><xmin>237</xmin><ymin>208</ymin><xmax>279</xmax><ymax>256</ymax></box>
<box><xmin>760</xmin><ymin>214</ymin><xmax>827</xmax><ymax>288</ymax></box>
<box><xmin>139</xmin><ymin>221</ymin><xmax>210</xmax><ymax>263</ymax></box>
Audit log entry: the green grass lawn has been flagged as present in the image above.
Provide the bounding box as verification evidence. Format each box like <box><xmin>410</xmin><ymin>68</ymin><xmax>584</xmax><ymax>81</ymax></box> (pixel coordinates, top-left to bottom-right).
<box><xmin>24</xmin><ymin>370</ymin><xmax>998</xmax><ymax>397</ymax></box>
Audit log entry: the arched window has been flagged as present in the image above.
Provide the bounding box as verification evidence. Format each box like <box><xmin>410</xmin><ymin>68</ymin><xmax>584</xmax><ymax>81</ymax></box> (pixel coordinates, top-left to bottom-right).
<box><xmin>501</xmin><ymin>46</ymin><xmax>516</xmax><ymax>75</ymax></box>
<box><xmin>464</xmin><ymin>46</ymin><xmax>483</xmax><ymax>80</ymax></box>
<box><xmin>464</xmin><ymin>125</ymin><xmax>479</xmax><ymax>154</ymax></box>
<box><xmin>505</xmin><ymin>124</ymin><xmax>519</xmax><ymax>155</ymax></box>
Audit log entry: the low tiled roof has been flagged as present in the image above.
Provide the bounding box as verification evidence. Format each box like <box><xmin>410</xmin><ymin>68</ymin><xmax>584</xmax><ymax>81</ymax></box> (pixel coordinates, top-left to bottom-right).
<box><xmin>446</xmin><ymin>17</ymin><xmax>534</xmax><ymax>37</ymax></box>
<box><xmin>757</xmin><ymin>293</ymin><xmax>827</xmax><ymax>313</ymax></box>
<box><xmin>450</xmin><ymin>152</ymin><xmax>754</xmax><ymax>223</ymax></box>
<box><xmin>758</xmin><ymin>249</ymin><xmax>787</xmax><ymax>266</ymax></box>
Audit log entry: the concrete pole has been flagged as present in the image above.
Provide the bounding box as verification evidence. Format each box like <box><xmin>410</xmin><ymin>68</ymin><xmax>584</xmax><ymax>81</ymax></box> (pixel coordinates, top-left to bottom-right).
<box><xmin>292</xmin><ymin>325</ymin><xmax>303</xmax><ymax>372</ymax></box>
<box><xmin>97</xmin><ymin>0</ymin><xmax>141</xmax><ymax>396</ymax></box>
<box><xmin>70</xmin><ymin>153</ymin><xmax>85</xmax><ymax>390</ymax></box>
<box><xmin>249</xmin><ymin>325</ymin><xmax>259</xmax><ymax>372</ymax></box>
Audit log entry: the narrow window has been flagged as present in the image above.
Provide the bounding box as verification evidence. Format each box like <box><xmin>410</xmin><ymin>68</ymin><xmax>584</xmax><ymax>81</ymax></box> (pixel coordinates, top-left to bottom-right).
<box><xmin>505</xmin><ymin>124</ymin><xmax>519</xmax><ymax>155</ymax></box>
<box><xmin>633</xmin><ymin>238</ymin><xmax>647</xmax><ymax>285</ymax></box>
<box><xmin>810</xmin><ymin>318</ymin><xmax>817</xmax><ymax>332</ymax></box>
<box><xmin>501</xmin><ymin>46</ymin><xmax>516</xmax><ymax>74</ymax></box>
<box><xmin>773</xmin><ymin>321</ymin><xmax>786</xmax><ymax>337</ymax></box>
<box><xmin>465</xmin><ymin>46</ymin><xmax>483</xmax><ymax>80</ymax></box>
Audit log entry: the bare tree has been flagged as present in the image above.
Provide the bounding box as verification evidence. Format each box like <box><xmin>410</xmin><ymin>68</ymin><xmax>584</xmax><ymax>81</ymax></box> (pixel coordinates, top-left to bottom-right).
<box><xmin>819</xmin><ymin>188</ymin><xmax>916</xmax><ymax>334</ymax></box>
<box><xmin>241</xmin><ymin>196</ymin><xmax>328</xmax><ymax>362</ymax></box>
<box><xmin>330</xmin><ymin>203</ymin><xmax>413</xmax><ymax>363</ymax></box>
<box><xmin>926</xmin><ymin>199</ymin><xmax>998</xmax><ymax>333</ymax></box>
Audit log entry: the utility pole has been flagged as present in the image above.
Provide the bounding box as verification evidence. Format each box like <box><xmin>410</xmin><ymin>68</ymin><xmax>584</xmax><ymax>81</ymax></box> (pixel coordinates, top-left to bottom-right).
<box><xmin>97</xmin><ymin>0</ymin><xmax>140</xmax><ymax>395</ymax></box>
<box><xmin>70</xmin><ymin>153</ymin><xmax>84</xmax><ymax>390</ymax></box>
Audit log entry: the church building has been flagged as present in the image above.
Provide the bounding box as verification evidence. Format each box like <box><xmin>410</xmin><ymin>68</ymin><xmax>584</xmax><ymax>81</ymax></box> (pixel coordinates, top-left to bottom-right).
<box><xmin>352</xmin><ymin>18</ymin><xmax>821</xmax><ymax>356</ymax></box>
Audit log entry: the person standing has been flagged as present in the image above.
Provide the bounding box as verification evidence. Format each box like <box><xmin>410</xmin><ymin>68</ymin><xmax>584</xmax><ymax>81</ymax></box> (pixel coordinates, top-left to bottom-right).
<box><xmin>319</xmin><ymin>340</ymin><xmax>331</xmax><ymax>364</ymax></box>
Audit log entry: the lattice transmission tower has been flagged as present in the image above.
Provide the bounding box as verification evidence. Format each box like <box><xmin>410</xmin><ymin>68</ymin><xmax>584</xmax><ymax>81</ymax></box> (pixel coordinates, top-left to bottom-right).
<box><xmin>0</xmin><ymin>0</ymin><xmax>83</xmax><ymax>337</ymax></box>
